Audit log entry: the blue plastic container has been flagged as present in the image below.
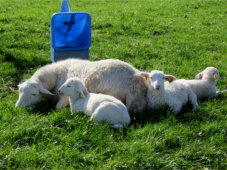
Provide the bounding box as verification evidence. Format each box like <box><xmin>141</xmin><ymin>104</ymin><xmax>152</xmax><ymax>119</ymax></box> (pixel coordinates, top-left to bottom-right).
<box><xmin>50</xmin><ymin>0</ymin><xmax>91</xmax><ymax>62</ymax></box>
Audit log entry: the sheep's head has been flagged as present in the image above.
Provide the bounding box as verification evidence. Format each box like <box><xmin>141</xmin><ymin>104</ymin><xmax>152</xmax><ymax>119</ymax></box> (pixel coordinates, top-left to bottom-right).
<box><xmin>195</xmin><ymin>67</ymin><xmax>219</xmax><ymax>83</ymax></box>
<box><xmin>140</xmin><ymin>70</ymin><xmax>176</xmax><ymax>92</ymax></box>
<box><xmin>15</xmin><ymin>79</ymin><xmax>54</xmax><ymax>108</ymax></box>
<box><xmin>58</xmin><ymin>77</ymin><xmax>88</xmax><ymax>99</ymax></box>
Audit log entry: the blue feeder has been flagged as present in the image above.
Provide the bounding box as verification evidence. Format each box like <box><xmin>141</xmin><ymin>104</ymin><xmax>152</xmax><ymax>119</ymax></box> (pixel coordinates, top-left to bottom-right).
<box><xmin>50</xmin><ymin>0</ymin><xmax>91</xmax><ymax>62</ymax></box>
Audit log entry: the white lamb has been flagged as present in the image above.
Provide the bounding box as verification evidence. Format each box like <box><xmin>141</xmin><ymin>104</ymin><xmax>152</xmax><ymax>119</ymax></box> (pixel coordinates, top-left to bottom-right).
<box><xmin>58</xmin><ymin>77</ymin><xmax>131</xmax><ymax>128</ymax></box>
<box><xmin>173</xmin><ymin>67</ymin><xmax>227</xmax><ymax>99</ymax></box>
<box><xmin>140</xmin><ymin>70</ymin><xmax>200</xmax><ymax>114</ymax></box>
<box><xmin>16</xmin><ymin>58</ymin><xmax>148</xmax><ymax>113</ymax></box>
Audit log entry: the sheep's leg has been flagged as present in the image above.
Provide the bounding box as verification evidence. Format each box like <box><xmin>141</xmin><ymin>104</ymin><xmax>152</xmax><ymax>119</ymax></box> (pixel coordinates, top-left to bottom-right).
<box><xmin>188</xmin><ymin>90</ymin><xmax>200</xmax><ymax>110</ymax></box>
<box><xmin>216</xmin><ymin>90</ymin><xmax>227</xmax><ymax>96</ymax></box>
<box><xmin>169</xmin><ymin>100</ymin><xmax>182</xmax><ymax>115</ymax></box>
<box><xmin>55</xmin><ymin>96</ymin><xmax>69</xmax><ymax>110</ymax></box>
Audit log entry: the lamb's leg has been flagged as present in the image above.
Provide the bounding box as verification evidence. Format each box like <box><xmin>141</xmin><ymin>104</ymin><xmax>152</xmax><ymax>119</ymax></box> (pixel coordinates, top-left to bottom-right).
<box><xmin>169</xmin><ymin>100</ymin><xmax>182</xmax><ymax>115</ymax></box>
<box><xmin>171</xmin><ymin>104</ymin><xmax>182</xmax><ymax>115</ymax></box>
<box><xmin>216</xmin><ymin>90</ymin><xmax>227</xmax><ymax>96</ymax></box>
<box><xmin>55</xmin><ymin>96</ymin><xmax>69</xmax><ymax>110</ymax></box>
<box><xmin>188</xmin><ymin>90</ymin><xmax>200</xmax><ymax>110</ymax></box>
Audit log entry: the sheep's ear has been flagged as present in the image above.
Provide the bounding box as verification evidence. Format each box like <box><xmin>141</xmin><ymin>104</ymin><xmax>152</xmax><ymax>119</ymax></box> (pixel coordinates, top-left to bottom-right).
<box><xmin>164</xmin><ymin>75</ymin><xmax>176</xmax><ymax>83</ymax></box>
<box><xmin>195</xmin><ymin>73</ymin><xmax>203</xmax><ymax>80</ymax></box>
<box><xmin>40</xmin><ymin>88</ymin><xmax>55</xmax><ymax>96</ymax></box>
<box><xmin>138</xmin><ymin>72</ymin><xmax>150</xmax><ymax>80</ymax></box>
<box><xmin>75</xmin><ymin>86</ymin><xmax>87</xmax><ymax>98</ymax></box>
<box><xmin>17</xmin><ymin>81</ymin><xmax>24</xmax><ymax>87</ymax></box>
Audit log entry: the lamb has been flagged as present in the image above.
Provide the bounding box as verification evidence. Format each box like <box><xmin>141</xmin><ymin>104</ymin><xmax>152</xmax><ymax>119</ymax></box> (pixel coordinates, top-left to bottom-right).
<box><xmin>173</xmin><ymin>67</ymin><xmax>227</xmax><ymax>99</ymax></box>
<box><xmin>16</xmin><ymin>58</ymin><xmax>148</xmax><ymax>113</ymax></box>
<box><xmin>140</xmin><ymin>70</ymin><xmax>200</xmax><ymax>114</ymax></box>
<box><xmin>58</xmin><ymin>77</ymin><xmax>131</xmax><ymax>128</ymax></box>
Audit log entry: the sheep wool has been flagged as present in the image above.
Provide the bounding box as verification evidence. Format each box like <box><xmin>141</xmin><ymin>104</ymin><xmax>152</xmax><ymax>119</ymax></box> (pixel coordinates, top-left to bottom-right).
<box><xmin>16</xmin><ymin>58</ymin><xmax>148</xmax><ymax>113</ymax></box>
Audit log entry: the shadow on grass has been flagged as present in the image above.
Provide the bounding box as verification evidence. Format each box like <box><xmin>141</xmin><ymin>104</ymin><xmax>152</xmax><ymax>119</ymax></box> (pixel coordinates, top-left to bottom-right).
<box><xmin>129</xmin><ymin>106</ymin><xmax>171</xmax><ymax>127</ymax></box>
<box><xmin>0</xmin><ymin>47</ymin><xmax>49</xmax><ymax>84</ymax></box>
<box><xmin>25</xmin><ymin>99</ymin><xmax>56</xmax><ymax>116</ymax></box>
<box><xmin>17</xmin><ymin>92</ymin><xmax>226</xmax><ymax>130</ymax></box>
<box><xmin>129</xmin><ymin>100</ymin><xmax>218</xmax><ymax>127</ymax></box>
<box><xmin>173</xmin><ymin>95</ymin><xmax>225</xmax><ymax>124</ymax></box>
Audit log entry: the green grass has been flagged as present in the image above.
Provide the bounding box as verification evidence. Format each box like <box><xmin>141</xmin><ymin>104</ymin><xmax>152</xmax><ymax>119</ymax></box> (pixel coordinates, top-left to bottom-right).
<box><xmin>0</xmin><ymin>0</ymin><xmax>227</xmax><ymax>169</ymax></box>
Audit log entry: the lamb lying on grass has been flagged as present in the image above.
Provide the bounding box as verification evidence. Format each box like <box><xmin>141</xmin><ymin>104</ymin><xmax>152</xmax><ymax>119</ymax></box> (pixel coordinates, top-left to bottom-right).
<box><xmin>16</xmin><ymin>59</ymin><xmax>147</xmax><ymax>113</ymax></box>
<box><xmin>140</xmin><ymin>70</ymin><xmax>200</xmax><ymax>115</ymax></box>
<box><xmin>174</xmin><ymin>67</ymin><xmax>227</xmax><ymax>99</ymax></box>
<box><xmin>58</xmin><ymin>77</ymin><xmax>131</xmax><ymax>128</ymax></box>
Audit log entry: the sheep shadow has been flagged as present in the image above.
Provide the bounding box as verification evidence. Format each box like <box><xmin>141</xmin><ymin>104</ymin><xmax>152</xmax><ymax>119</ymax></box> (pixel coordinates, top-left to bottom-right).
<box><xmin>25</xmin><ymin>99</ymin><xmax>57</xmax><ymax>116</ymax></box>
<box><xmin>129</xmin><ymin>106</ymin><xmax>172</xmax><ymax>126</ymax></box>
<box><xmin>128</xmin><ymin>98</ymin><xmax>222</xmax><ymax>128</ymax></box>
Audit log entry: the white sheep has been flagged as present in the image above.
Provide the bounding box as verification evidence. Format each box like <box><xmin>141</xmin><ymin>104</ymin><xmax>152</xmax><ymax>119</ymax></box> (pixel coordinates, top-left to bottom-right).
<box><xmin>58</xmin><ymin>77</ymin><xmax>131</xmax><ymax>128</ymax></box>
<box><xmin>16</xmin><ymin>59</ymin><xmax>148</xmax><ymax>113</ymax></box>
<box><xmin>15</xmin><ymin>59</ymin><xmax>81</xmax><ymax>108</ymax></box>
<box><xmin>140</xmin><ymin>70</ymin><xmax>200</xmax><ymax>114</ymax></box>
<box><xmin>173</xmin><ymin>67</ymin><xmax>227</xmax><ymax>99</ymax></box>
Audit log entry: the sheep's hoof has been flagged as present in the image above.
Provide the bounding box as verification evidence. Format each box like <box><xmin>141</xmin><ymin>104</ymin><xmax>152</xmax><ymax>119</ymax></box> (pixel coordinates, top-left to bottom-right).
<box><xmin>112</xmin><ymin>124</ymin><xmax>123</xmax><ymax>129</ymax></box>
<box><xmin>55</xmin><ymin>104</ymin><xmax>62</xmax><ymax>110</ymax></box>
<box><xmin>55</xmin><ymin>102</ymin><xmax>67</xmax><ymax>110</ymax></box>
<box><xmin>193</xmin><ymin>105</ymin><xmax>200</xmax><ymax>111</ymax></box>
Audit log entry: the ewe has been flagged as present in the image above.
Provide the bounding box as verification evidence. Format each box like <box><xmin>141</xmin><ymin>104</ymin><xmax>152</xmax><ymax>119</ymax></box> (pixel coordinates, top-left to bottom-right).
<box><xmin>58</xmin><ymin>77</ymin><xmax>131</xmax><ymax>128</ymax></box>
<box><xmin>140</xmin><ymin>70</ymin><xmax>200</xmax><ymax>114</ymax></box>
<box><xmin>16</xmin><ymin>59</ymin><xmax>148</xmax><ymax>112</ymax></box>
<box><xmin>15</xmin><ymin>59</ymin><xmax>76</xmax><ymax>108</ymax></box>
<box><xmin>174</xmin><ymin>67</ymin><xmax>227</xmax><ymax>99</ymax></box>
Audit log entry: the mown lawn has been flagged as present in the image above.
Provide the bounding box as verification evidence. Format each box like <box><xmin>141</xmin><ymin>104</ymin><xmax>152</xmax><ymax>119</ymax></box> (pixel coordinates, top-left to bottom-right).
<box><xmin>0</xmin><ymin>0</ymin><xmax>226</xmax><ymax>169</ymax></box>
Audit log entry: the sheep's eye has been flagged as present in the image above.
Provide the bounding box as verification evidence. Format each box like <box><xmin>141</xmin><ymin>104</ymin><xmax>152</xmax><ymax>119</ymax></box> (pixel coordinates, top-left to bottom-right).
<box><xmin>67</xmin><ymin>85</ymin><xmax>71</xmax><ymax>87</ymax></box>
<box><xmin>32</xmin><ymin>94</ymin><xmax>36</xmax><ymax>96</ymax></box>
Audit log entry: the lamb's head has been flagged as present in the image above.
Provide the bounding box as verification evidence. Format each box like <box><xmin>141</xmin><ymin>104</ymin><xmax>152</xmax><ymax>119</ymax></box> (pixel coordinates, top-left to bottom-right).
<box><xmin>140</xmin><ymin>70</ymin><xmax>176</xmax><ymax>92</ymax></box>
<box><xmin>195</xmin><ymin>67</ymin><xmax>219</xmax><ymax>84</ymax></box>
<box><xmin>15</xmin><ymin>78</ymin><xmax>54</xmax><ymax>108</ymax></box>
<box><xmin>58</xmin><ymin>77</ymin><xmax>88</xmax><ymax>99</ymax></box>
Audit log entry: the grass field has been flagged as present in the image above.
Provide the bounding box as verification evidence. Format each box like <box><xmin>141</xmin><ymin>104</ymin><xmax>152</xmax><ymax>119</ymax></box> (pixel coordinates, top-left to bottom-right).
<box><xmin>0</xmin><ymin>0</ymin><xmax>227</xmax><ymax>169</ymax></box>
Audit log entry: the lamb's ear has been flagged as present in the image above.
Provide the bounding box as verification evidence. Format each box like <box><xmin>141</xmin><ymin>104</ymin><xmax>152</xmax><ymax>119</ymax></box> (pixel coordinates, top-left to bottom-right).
<box><xmin>75</xmin><ymin>86</ymin><xmax>88</xmax><ymax>98</ymax></box>
<box><xmin>17</xmin><ymin>81</ymin><xmax>25</xmax><ymax>87</ymax></box>
<box><xmin>40</xmin><ymin>88</ymin><xmax>55</xmax><ymax>96</ymax></box>
<box><xmin>164</xmin><ymin>75</ymin><xmax>176</xmax><ymax>83</ymax></box>
<box><xmin>136</xmin><ymin>72</ymin><xmax>150</xmax><ymax>80</ymax></box>
<box><xmin>195</xmin><ymin>72</ymin><xmax>203</xmax><ymax>80</ymax></box>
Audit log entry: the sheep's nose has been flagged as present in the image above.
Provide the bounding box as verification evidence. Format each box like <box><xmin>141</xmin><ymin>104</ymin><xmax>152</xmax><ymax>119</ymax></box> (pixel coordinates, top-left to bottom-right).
<box><xmin>155</xmin><ymin>85</ymin><xmax>160</xmax><ymax>90</ymax></box>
